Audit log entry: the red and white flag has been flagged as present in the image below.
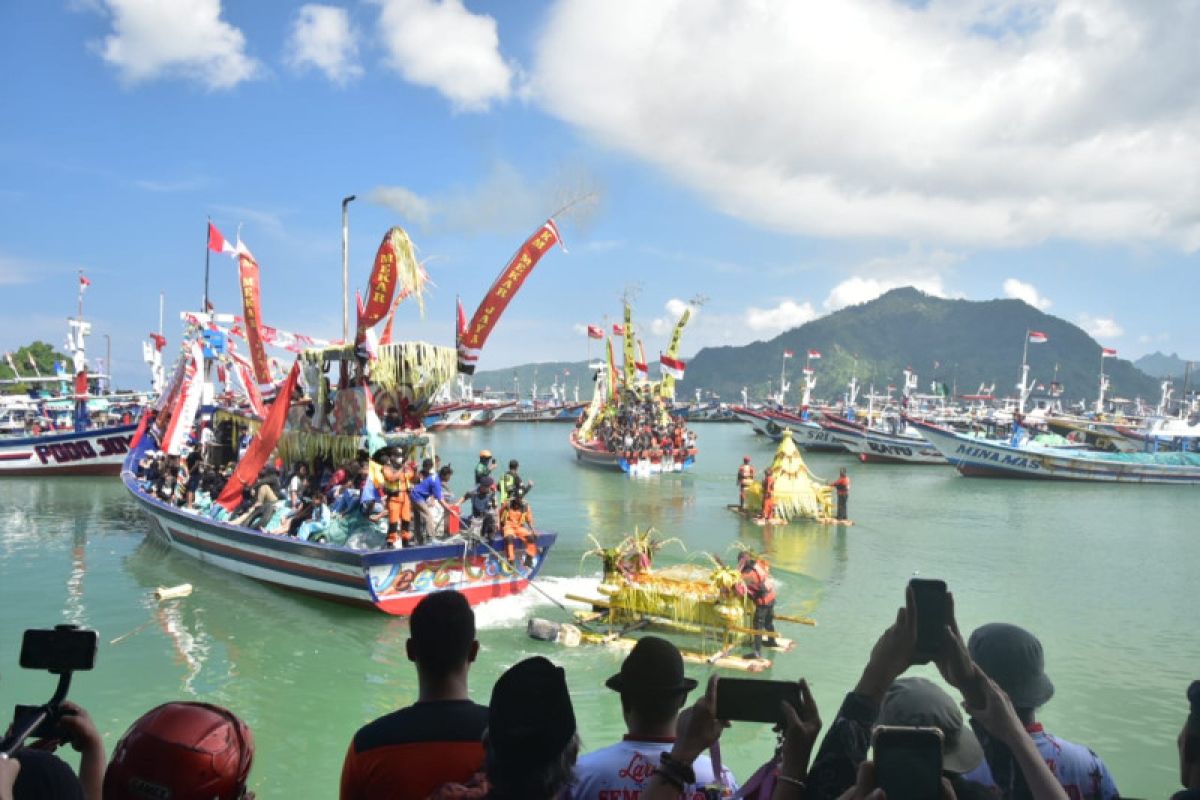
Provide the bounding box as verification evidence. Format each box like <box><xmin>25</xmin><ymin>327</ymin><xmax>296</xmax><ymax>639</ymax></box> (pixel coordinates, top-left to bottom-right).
<box><xmin>207</xmin><ymin>222</ymin><xmax>238</xmax><ymax>256</ymax></box>
<box><xmin>612</xmin><ymin>323</ymin><xmax>626</xmax><ymax>336</ymax></box>
<box><xmin>660</xmin><ymin>354</ymin><xmax>686</xmax><ymax>379</ymax></box>
<box><xmin>586</xmin><ymin>324</ymin><xmax>604</xmax><ymax>340</ymax></box>
<box><xmin>808</xmin><ymin>349</ymin><xmax>821</xmax><ymax>359</ymax></box>
<box><xmin>1101</xmin><ymin>348</ymin><xmax>1117</xmax><ymax>358</ymax></box>
<box><xmin>783</xmin><ymin>350</ymin><xmax>794</xmax><ymax>358</ymax></box>
<box><xmin>149</xmin><ymin>333</ymin><xmax>167</xmax><ymax>352</ymax></box>
<box><xmin>79</xmin><ymin>274</ymin><xmax>91</xmax><ymax>290</ymax></box>
<box><xmin>1028</xmin><ymin>331</ymin><xmax>1048</xmax><ymax>344</ymax></box>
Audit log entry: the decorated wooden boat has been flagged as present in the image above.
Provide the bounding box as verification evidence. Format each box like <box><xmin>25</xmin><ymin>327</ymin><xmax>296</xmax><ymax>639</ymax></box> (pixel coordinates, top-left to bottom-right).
<box><xmin>1</xmin><ymin>423</ymin><xmax>139</xmax><ymax>476</ymax></box>
<box><xmin>910</xmin><ymin>417</ymin><xmax>1200</xmax><ymax>484</ymax></box>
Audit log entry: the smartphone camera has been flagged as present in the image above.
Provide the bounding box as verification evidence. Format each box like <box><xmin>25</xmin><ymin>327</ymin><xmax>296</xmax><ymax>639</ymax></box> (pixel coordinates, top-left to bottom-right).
<box><xmin>19</xmin><ymin>626</ymin><xmax>98</xmax><ymax>674</ymax></box>
<box><xmin>873</xmin><ymin>725</ymin><xmax>945</xmax><ymax>800</ymax></box>
<box><xmin>908</xmin><ymin>578</ymin><xmax>947</xmax><ymax>665</ymax></box>
<box><xmin>713</xmin><ymin>678</ymin><xmax>801</xmax><ymax>725</ymax></box>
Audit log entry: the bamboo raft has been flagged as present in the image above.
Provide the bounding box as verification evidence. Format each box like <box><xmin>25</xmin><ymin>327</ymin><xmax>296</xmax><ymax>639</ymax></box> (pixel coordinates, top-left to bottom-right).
<box><xmin>528</xmin><ymin>533</ymin><xmax>815</xmax><ymax>671</ymax></box>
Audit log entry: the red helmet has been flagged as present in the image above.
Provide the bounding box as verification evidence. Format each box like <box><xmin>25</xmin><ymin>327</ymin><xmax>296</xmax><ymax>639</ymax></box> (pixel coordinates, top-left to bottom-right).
<box><xmin>104</xmin><ymin>702</ymin><xmax>254</xmax><ymax>800</ymax></box>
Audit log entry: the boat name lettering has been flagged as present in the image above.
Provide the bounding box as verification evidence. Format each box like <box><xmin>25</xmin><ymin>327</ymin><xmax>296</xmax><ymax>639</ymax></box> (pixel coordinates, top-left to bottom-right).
<box><xmin>33</xmin><ymin>435</ymin><xmax>132</xmax><ymax>465</ymax></box>
<box><xmin>953</xmin><ymin>444</ymin><xmax>1041</xmax><ymax>470</ymax></box>
<box><xmin>867</xmin><ymin>442</ymin><xmax>913</xmax><ymax>457</ymax></box>
<box><xmin>389</xmin><ymin>553</ymin><xmax>515</xmax><ymax>594</ymax></box>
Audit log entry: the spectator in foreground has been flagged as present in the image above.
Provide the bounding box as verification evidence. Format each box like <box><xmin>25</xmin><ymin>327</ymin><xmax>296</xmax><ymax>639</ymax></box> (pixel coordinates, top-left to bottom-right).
<box><xmin>428</xmin><ymin>655</ymin><xmax>579</xmax><ymax>800</ymax></box>
<box><xmin>573</xmin><ymin>636</ymin><xmax>736</xmax><ymax>799</ymax></box>
<box><xmin>103</xmin><ymin>701</ymin><xmax>254</xmax><ymax>800</ymax></box>
<box><xmin>340</xmin><ymin>590</ymin><xmax>487</xmax><ymax>800</ymax></box>
<box><xmin>1174</xmin><ymin>681</ymin><xmax>1200</xmax><ymax>800</ymax></box>
<box><xmin>969</xmin><ymin>623</ymin><xmax>1118</xmax><ymax>800</ymax></box>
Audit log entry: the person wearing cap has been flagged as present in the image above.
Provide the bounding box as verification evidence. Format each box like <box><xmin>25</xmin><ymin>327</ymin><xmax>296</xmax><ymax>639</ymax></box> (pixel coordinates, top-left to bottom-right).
<box><xmin>103</xmin><ymin>701</ymin><xmax>254</xmax><ymax>800</ymax></box>
<box><xmin>969</xmin><ymin>623</ymin><xmax>1118</xmax><ymax>800</ymax></box>
<box><xmin>573</xmin><ymin>637</ymin><xmax>736</xmax><ymax>799</ymax></box>
<box><xmin>459</xmin><ymin>475</ymin><xmax>498</xmax><ymax>537</ymax></box>
<box><xmin>499</xmin><ymin>494</ymin><xmax>537</xmax><ymax>567</ymax></box>
<box><xmin>878</xmin><ymin>677</ymin><xmax>996</xmax><ymax>793</ymax></box>
<box><xmin>341</xmin><ymin>591</ymin><xmax>488</xmax><ymax>800</ymax></box>
<box><xmin>1176</xmin><ymin>681</ymin><xmax>1200</xmax><ymax>800</ymax></box>
<box><xmin>498</xmin><ymin>459</ymin><xmax>532</xmax><ymax>506</ymax></box>
<box><xmin>474</xmin><ymin>450</ymin><xmax>496</xmax><ymax>484</ymax></box>
<box><xmin>736</xmin><ymin>456</ymin><xmax>756</xmax><ymax>510</ymax></box>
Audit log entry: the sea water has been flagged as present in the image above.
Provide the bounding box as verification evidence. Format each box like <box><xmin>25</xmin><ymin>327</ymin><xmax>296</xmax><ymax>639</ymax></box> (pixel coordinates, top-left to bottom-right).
<box><xmin>0</xmin><ymin>423</ymin><xmax>1194</xmax><ymax>797</ymax></box>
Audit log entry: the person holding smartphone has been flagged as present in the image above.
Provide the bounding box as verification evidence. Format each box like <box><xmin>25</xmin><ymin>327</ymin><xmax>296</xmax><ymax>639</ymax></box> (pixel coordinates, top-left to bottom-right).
<box><xmin>573</xmin><ymin>637</ymin><xmax>737</xmax><ymax>799</ymax></box>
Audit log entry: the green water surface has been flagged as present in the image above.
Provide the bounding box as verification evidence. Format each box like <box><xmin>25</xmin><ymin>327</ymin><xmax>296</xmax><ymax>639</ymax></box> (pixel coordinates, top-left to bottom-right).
<box><xmin>0</xmin><ymin>423</ymin><xmax>1194</xmax><ymax>797</ymax></box>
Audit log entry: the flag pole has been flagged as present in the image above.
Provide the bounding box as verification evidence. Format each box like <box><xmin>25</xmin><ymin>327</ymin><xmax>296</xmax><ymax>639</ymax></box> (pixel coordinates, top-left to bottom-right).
<box><xmin>204</xmin><ymin>217</ymin><xmax>212</xmax><ymax>315</ymax></box>
<box><xmin>341</xmin><ymin>195</ymin><xmax>356</xmax><ymax>342</ymax></box>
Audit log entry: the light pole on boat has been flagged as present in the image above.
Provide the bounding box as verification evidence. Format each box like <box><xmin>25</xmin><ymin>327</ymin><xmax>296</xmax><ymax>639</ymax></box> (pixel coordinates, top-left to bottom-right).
<box><xmin>104</xmin><ymin>334</ymin><xmax>111</xmax><ymax>394</ymax></box>
<box><xmin>341</xmin><ymin>194</ymin><xmax>357</xmax><ymax>342</ymax></box>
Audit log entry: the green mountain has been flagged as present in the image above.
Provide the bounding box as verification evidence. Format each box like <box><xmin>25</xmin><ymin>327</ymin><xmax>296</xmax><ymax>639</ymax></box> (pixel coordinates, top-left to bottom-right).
<box><xmin>469</xmin><ymin>360</ymin><xmax>594</xmax><ymax>399</ymax></box>
<box><xmin>1134</xmin><ymin>351</ymin><xmax>1196</xmax><ymax>380</ymax></box>
<box><xmin>677</xmin><ymin>287</ymin><xmax>1161</xmax><ymax>405</ymax></box>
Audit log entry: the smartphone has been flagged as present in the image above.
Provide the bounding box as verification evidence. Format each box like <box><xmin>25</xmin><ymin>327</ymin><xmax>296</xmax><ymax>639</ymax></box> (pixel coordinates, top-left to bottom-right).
<box><xmin>20</xmin><ymin>627</ymin><xmax>98</xmax><ymax>673</ymax></box>
<box><xmin>714</xmin><ymin>678</ymin><xmax>801</xmax><ymax>724</ymax></box>
<box><xmin>908</xmin><ymin>578</ymin><xmax>947</xmax><ymax>664</ymax></box>
<box><xmin>873</xmin><ymin>725</ymin><xmax>944</xmax><ymax>800</ymax></box>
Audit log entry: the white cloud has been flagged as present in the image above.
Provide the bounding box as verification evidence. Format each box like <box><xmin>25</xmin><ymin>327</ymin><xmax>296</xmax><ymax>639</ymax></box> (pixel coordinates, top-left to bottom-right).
<box><xmin>532</xmin><ymin>0</ymin><xmax>1200</xmax><ymax>250</ymax></box>
<box><xmin>744</xmin><ymin>299</ymin><xmax>818</xmax><ymax>333</ymax></box>
<box><xmin>368</xmin><ymin>186</ymin><xmax>434</xmax><ymax>227</ymax></box>
<box><xmin>1077</xmin><ymin>313</ymin><xmax>1124</xmax><ymax>339</ymax></box>
<box><xmin>94</xmin><ymin>0</ymin><xmax>260</xmax><ymax>89</ymax></box>
<box><xmin>286</xmin><ymin>4</ymin><xmax>363</xmax><ymax>85</ymax></box>
<box><xmin>824</xmin><ymin>275</ymin><xmax>951</xmax><ymax>312</ymax></box>
<box><xmin>649</xmin><ymin>298</ymin><xmax>697</xmax><ymax>336</ymax></box>
<box><xmin>373</xmin><ymin>0</ymin><xmax>513</xmax><ymax>112</ymax></box>
<box><xmin>1002</xmin><ymin>278</ymin><xmax>1052</xmax><ymax>310</ymax></box>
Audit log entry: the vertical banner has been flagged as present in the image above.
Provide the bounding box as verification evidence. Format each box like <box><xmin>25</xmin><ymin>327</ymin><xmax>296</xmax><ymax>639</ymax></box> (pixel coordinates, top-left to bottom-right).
<box><xmin>238</xmin><ymin>253</ymin><xmax>271</xmax><ymax>385</ymax></box>
<box><xmin>162</xmin><ymin>341</ymin><xmax>205</xmax><ymax>455</ymax></box>
<box><xmin>622</xmin><ymin>303</ymin><xmax>637</xmax><ymax>388</ymax></box>
<box><xmin>216</xmin><ymin>361</ymin><xmax>300</xmax><ymax>512</ymax></box>
<box><xmin>358</xmin><ymin>228</ymin><xmax>401</xmax><ymax>330</ymax></box>
<box><xmin>606</xmin><ymin>336</ymin><xmax>619</xmax><ymax>400</ymax></box>
<box><xmin>658</xmin><ymin>307</ymin><xmax>691</xmax><ymax>400</ymax></box>
<box><xmin>458</xmin><ymin>219</ymin><xmax>563</xmax><ymax>374</ymax></box>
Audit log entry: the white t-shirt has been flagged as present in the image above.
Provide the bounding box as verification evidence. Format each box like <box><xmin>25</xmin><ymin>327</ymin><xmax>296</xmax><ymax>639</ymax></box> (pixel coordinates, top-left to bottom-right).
<box><xmin>573</xmin><ymin>737</ymin><xmax>737</xmax><ymax>800</ymax></box>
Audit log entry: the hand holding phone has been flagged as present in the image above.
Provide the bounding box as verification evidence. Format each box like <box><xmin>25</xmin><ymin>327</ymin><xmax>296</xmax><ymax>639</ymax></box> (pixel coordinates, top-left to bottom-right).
<box><xmin>872</xmin><ymin>725</ymin><xmax>944</xmax><ymax>800</ymax></box>
<box><xmin>714</xmin><ymin>678</ymin><xmax>802</xmax><ymax>725</ymax></box>
<box><xmin>908</xmin><ymin>578</ymin><xmax>947</xmax><ymax>665</ymax></box>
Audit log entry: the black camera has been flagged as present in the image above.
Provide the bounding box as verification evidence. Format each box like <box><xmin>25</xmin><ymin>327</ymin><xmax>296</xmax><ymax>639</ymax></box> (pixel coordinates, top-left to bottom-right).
<box><xmin>0</xmin><ymin>625</ymin><xmax>97</xmax><ymax>757</ymax></box>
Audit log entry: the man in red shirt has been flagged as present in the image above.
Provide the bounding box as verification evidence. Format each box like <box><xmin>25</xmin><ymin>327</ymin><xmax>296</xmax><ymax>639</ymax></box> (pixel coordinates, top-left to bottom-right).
<box><xmin>830</xmin><ymin>467</ymin><xmax>850</xmax><ymax>522</ymax></box>
<box><xmin>340</xmin><ymin>591</ymin><xmax>487</xmax><ymax>800</ymax></box>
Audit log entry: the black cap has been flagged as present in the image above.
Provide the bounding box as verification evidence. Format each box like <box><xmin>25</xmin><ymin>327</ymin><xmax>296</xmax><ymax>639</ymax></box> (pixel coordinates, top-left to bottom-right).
<box><xmin>489</xmin><ymin>657</ymin><xmax>576</xmax><ymax>767</ymax></box>
<box><xmin>968</xmin><ymin>623</ymin><xmax>1055</xmax><ymax>709</ymax></box>
<box><xmin>605</xmin><ymin>636</ymin><xmax>698</xmax><ymax>695</ymax></box>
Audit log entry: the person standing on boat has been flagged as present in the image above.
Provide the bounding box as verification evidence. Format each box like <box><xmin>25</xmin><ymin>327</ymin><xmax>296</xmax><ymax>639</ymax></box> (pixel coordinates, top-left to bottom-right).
<box><xmin>410</xmin><ymin>465</ymin><xmax>455</xmax><ymax>543</ymax></box>
<box><xmin>498</xmin><ymin>459</ymin><xmax>532</xmax><ymax>505</ymax></box>
<box><xmin>474</xmin><ymin>450</ymin><xmax>495</xmax><ymax>484</ymax></box>
<box><xmin>381</xmin><ymin>454</ymin><xmax>414</xmax><ymax>548</ymax></box>
<box><xmin>830</xmin><ymin>468</ymin><xmax>851</xmax><ymax>522</ymax></box>
<box><xmin>737</xmin><ymin>552</ymin><xmax>779</xmax><ymax>659</ymax></box>
<box><xmin>736</xmin><ymin>456</ymin><xmax>756</xmax><ymax>510</ymax></box>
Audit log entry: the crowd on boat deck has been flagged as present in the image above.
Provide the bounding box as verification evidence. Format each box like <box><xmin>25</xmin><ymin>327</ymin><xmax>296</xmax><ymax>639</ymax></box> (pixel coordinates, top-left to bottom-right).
<box><xmin>9</xmin><ymin>586</ymin><xmax>1196</xmax><ymax>800</ymax></box>
<box><xmin>133</xmin><ymin>444</ymin><xmax>537</xmax><ymax>553</ymax></box>
<box><xmin>587</xmin><ymin>396</ymin><xmax>697</xmax><ymax>459</ymax></box>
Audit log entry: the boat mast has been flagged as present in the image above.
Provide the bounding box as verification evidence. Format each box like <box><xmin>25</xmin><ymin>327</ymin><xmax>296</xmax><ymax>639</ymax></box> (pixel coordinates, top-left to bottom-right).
<box><xmin>1095</xmin><ymin>351</ymin><xmax>1109</xmax><ymax>415</ymax></box>
<box><xmin>778</xmin><ymin>352</ymin><xmax>790</xmax><ymax>405</ymax></box>
<box><xmin>1018</xmin><ymin>330</ymin><xmax>1031</xmax><ymax>415</ymax></box>
<box><xmin>341</xmin><ymin>195</ymin><xmax>356</xmax><ymax>342</ymax></box>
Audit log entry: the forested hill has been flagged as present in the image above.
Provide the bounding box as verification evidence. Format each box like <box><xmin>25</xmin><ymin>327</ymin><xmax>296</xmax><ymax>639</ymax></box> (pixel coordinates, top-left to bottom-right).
<box><xmin>677</xmin><ymin>288</ymin><xmax>1161</xmax><ymax>404</ymax></box>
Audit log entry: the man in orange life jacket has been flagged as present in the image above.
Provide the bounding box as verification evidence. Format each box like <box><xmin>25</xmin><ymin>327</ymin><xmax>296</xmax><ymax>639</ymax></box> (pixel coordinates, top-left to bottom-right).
<box><xmin>380</xmin><ymin>454</ymin><xmax>413</xmax><ymax>548</ymax></box>
<box><xmin>756</xmin><ymin>467</ymin><xmax>777</xmax><ymax>523</ymax></box>
<box><xmin>500</xmin><ymin>495</ymin><xmax>537</xmax><ymax>567</ymax></box>
<box><xmin>830</xmin><ymin>467</ymin><xmax>850</xmax><ymax>522</ymax></box>
<box><xmin>736</xmin><ymin>456</ymin><xmax>756</xmax><ymax>510</ymax></box>
<box><xmin>737</xmin><ymin>551</ymin><xmax>778</xmax><ymax>659</ymax></box>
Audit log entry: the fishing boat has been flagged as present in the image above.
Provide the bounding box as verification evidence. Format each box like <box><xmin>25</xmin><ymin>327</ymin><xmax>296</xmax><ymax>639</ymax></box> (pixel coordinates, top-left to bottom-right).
<box><xmin>909</xmin><ymin>417</ymin><xmax>1200</xmax><ymax>484</ymax></box>
<box><xmin>502</xmin><ymin>401</ymin><xmax>588</xmax><ymax>423</ymax></box>
<box><xmin>528</xmin><ymin>531</ymin><xmax>811</xmax><ymax>672</ymax></box>
<box><xmin>819</xmin><ymin>413</ymin><xmax>948</xmax><ymax>465</ymax></box>
<box><xmin>731</xmin><ymin>405</ymin><xmax>847</xmax><ymax>452</ymax></box>
<box><xmin>122</xmin><ymin>223</ymin><xmax>560</xmax><ymax>613</ymax></box>
<box><xmin>0</xmin><ymin>275</ymin><xmax>146</xmax><ymax>477</ymax></box>
<box><xmin>570</xmin><ymin>303</ymin><xmax>698</xmax><ymax>476</ymax></box>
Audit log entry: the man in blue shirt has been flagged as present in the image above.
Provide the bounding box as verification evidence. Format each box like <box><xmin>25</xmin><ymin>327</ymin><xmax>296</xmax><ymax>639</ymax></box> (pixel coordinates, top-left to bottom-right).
<box><xmin>410</xmin><ymin>465</ymin><xmax>456</xmax><ymax>543</ymax></box>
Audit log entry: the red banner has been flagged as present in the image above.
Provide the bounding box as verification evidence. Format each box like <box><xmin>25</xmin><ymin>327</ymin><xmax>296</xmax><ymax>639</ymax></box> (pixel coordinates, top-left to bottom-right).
<box><xmin>216</xmin><ymin>361</ymin><xmax>299</xmax><ymax>512</ymax></box>
<box><xmin>359</xmin><ymin>228</ymin><xmax>401</xmax><ymax>330</ymax></box>
<box><xmin>238</xmin><ymin>253</ymin><xmax>271</xmax><ymax>385</ymax></box>
<box><xmin>458</xmin><ymin>219</ymin><xmax>562</xmax><ymax>374</ymax></box>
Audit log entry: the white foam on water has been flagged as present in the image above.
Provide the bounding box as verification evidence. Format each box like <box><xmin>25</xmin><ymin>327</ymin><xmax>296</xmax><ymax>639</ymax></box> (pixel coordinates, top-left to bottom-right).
<box><xmin>472</xmin><ymin>574</ymin><xmax>602</xmax><ymax>630</ymax></box>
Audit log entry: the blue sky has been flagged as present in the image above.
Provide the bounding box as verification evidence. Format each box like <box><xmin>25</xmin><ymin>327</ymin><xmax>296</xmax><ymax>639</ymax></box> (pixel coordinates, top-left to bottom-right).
<box><xmin>1</xmin><ymin>0</ymin><xmax>1197</xmax><ymax>389</ymax></box>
